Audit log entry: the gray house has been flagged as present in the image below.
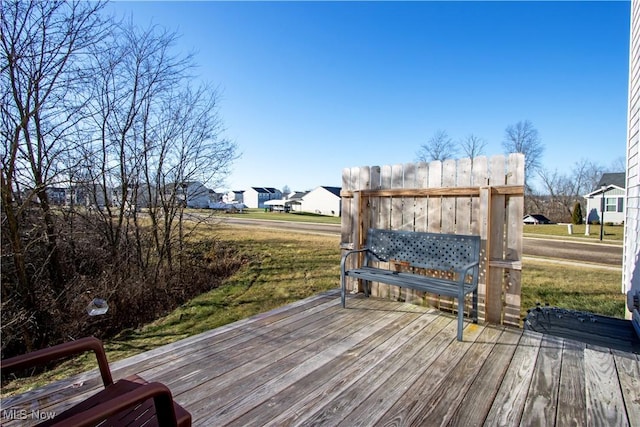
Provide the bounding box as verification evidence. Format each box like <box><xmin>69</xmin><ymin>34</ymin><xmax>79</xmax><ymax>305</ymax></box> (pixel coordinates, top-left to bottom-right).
<box><xmin>584</xmin><ymin>173</ymin><xmax>626</xmax><ymax>225</ymax></box>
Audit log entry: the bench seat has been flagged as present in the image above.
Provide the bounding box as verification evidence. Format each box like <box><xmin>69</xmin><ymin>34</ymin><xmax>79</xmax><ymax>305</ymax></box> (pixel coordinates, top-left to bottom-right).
<box><xmin>345</xmin><ymin>266</ymin><xmax>478</xmax><ymax>297</ymax></box>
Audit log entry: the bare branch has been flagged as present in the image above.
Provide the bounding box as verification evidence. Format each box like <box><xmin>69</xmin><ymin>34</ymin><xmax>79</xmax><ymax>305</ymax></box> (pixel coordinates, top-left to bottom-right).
<box><xmin>416</xmin><ymin>129</ymin><xmax>457</xmax><ymax>162</ymax></box>
<box><xmin>459</xmin><ymin>134</ymin><xmax>487</xmax><ymax>159</ymax></box>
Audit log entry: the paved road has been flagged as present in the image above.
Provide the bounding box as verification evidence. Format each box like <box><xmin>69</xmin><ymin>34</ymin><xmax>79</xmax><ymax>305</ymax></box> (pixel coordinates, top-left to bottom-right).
<box><xmin>217</xmin><ymin>217</ymin><xmax>623</xmax><ymax>267</ymax></box>
<box><xmin>523</xmin><ymin>237</ymin><xmax>622</xmax><ymax>266</ymax></box>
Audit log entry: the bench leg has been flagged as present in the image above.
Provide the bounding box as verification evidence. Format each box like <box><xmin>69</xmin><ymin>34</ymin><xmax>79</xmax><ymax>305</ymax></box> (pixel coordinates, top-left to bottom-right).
<box><xmin>457</xmin><ymin>292</ymin><xmax>465</xmax><ymax>341</ymax></box>
<box><xmin>341</xmin><ymin>275</ymin><xmax>346</xmax><ymax>308</ymax></box>
<box><xmin>363</xmin><ymin>280</ymin><xmax>370</xmax><ymax>297</ymax></box>
<box><xmin>472</xmin><ymin>289</ymin><xmax>478</xmax><ymax>324</ymax></box>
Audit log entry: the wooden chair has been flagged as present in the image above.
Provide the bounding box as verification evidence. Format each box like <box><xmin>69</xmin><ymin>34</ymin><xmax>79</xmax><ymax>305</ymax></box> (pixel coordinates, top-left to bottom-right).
<box><xmin>1</xmin><ymin>337</ymin><xmax>191</xmax><ymax>427</ymax></box>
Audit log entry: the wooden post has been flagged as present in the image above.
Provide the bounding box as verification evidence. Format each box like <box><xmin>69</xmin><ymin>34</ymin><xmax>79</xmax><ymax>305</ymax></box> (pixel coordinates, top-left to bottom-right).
<box><xmin>340</xmin><ymin>167</ymin><xmax>358</xmax><ymax>294</ymax></box>
<box><xmin>479</xmin><ymin>186</ymin><xmax>492</xmax><ymax>323</ymax></box>
<box><xmin>486</xmin><ymin>156</ymin><xmax>507</xmax><ymax>324</ymax></box>
<box><xmin>426</xmin><ymin>161</ymin><xmax>443</xmax><ymax>309</ymax></box>
<box><xmin>389</xmin><ymin>164</ymin><xmax>404</xmax><ymax>301</ymax></box>
<box><xmin>504</xmin><ymin>153</ymin><xmax>524</xmax><ymax>326</ymax></box>
<box><xmin>473</xmin><ymin>156</ymin><xmax>489</xmax><ymax>322</ymax></box>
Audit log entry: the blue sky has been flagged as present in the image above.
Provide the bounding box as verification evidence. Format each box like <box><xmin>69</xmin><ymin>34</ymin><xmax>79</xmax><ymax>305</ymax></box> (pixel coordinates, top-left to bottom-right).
<box><xmin>107</xmin><ymin>1</ymin><xmax>631</xmax><ymax>192</ymax></box>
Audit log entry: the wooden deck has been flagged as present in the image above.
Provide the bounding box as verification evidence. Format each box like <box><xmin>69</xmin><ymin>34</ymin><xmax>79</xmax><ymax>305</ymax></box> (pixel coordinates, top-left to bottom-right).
<box><xmin>2</xmin><ymin>290</ymin><xmax>639</xmax><ymax>426</ymax></box>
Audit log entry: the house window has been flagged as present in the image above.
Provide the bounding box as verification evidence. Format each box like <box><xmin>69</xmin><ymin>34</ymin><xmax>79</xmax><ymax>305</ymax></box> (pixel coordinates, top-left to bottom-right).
<box><xmin>605</xmin><ymin>197</ymin><xmax>621</xmax><ymax>212</ymax></box>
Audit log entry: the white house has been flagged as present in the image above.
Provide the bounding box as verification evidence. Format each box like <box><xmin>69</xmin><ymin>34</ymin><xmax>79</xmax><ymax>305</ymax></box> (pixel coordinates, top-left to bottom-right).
<box><xmin>244</xmin><ymin>187</ymin><xmax>282</xmax><ymax>209</ymax></box>
<box><xmin>300</xmin><ymin>186</ymin><xmax>341</xmax><ymax>217</ymax></box>
<box><xmin>584</xmin><ymin>173</ymin><xmax>626</xmax><ymax>225</ymax></box>
<box><xmin>166</xmin><ymin>181</ymin><xmax>211</xmax><ymax>208</ymax></box>
<box><xmin>287</xmin><ymin>191</ymin><xmax>308</xmax><ymax>212</ymax></box>
<box><xmin>624</xmin><ymin>0</ymin><xmax>639</xmax><ymax>331</ymax></box>
<box><xmin>224</xmin><ymin>190</ymin><xmax>245</xmax><ymax>204</ymax></box>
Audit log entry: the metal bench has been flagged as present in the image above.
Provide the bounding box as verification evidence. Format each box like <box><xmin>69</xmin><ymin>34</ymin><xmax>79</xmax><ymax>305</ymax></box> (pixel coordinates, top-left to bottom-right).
<box><xmin>340</xmin><ymin>228</ymin><xmax>481</xmax><ymax>341</ymax></box>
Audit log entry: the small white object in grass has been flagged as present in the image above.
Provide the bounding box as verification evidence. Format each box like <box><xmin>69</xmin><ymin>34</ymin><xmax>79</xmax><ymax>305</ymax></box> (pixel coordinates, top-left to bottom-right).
<box><xmin>87</xmin><ymin>298</ymin><xmax>109</xmax><ymax>316</ymax></box>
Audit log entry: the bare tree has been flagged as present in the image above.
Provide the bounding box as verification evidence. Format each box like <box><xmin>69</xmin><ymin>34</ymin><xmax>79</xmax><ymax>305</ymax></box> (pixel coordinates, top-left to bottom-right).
<box><xmin>81</xmin><ymin>21</ymin><xmax>238</xmax><ymax>274</ymax></box>
<box><xmin>459</xmin><ymin>134</ymin><xmax>487</xmax><ymax>159</ymax></box>
<box><xmin>536</xmin><ymin>159</ymin><xmax>604</xmax><ymax>222</ymax></box>
<box><xmin>81</xmin><ymin>22</ymin><xmax>193</xmax><ymax>261</ymax></box>
<box><xmin>571</xmin><ymin>158</ymin><xmax>604</xmax><ymax>195</ymax></box>
<box><xmin>1</xmin><ymin>0</ymin><xmax>108</xmax><ymax>351</ymax></box>
<box><xmin>417</xmin><ymin>130</ymin><xmax>457</xmax><ymax>162</ymax></box>
<box><xmin>1</xmin><ymin>4</ymin><xmax>238</xmax><ymax>355</ymax></box>
<box><xmin>608</xmin><ymin>156</ymin><xmax>626</xmax><ymax>173</ymax></box>
<box><xmin>142</xmin><ymin>82</ymin><xmax>237</xmax><ymax>274</ymax></box>
<box><xmin>502</xmin><ymin>120</ymin><xmax>544</xmax><ymax>191</ymax></box>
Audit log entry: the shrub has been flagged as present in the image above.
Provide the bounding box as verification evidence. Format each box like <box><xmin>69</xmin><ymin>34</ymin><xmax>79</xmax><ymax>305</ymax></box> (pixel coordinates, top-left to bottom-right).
<box><xmin>1</xmin><ymin>213</ymin><xmax>245</xmax><ymax>360</ymax></box>
<box><xmin>572</xmin><ymin>202</ymin><xmax>583</xmax><ymax>225</ymax></box>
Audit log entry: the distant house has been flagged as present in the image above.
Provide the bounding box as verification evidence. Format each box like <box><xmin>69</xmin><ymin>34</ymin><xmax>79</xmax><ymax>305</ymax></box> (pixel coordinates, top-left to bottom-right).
<box><xmin>287</xmin><ymin>191</ymin><xmax>308</xmax><ymax>212</ymax></box>
<box><xmin>523</xmin><ymin>214</ymin><xmax>552</xmax><ymax>225</ymax></box>
<box><xmin>112</xmin><ymin>184</ymin><xmax>155</xmax><ymax>210</ymax></box>
<box><xmin>224</xmin><ymin>190</ymin><xmax>245</xmax><ymax>204</ymax></box>
<box><xmin>209</xmin><ymin>201</ymin><xmax>246</xmax><ymax>212</ymax></box>
<box><xmin>300</xmin><ymin>186</ymin><xmax>341</xmax><ymax>217</ymax></box>
<box><xmin>45</xmin><ymin>187</ymin><xmax>67</xmax><ymax>205</ymax></box>
<box><xmin>70</xmin><ymin>183</ymin><xmax>114</xmax><ymax>208</ymax></box>
<box><xmin>166</xmin><ymin>181</ymin><xmax>211</xmax><ymax>208</ymax></box>
<box><xmin>244</xmin><ymin>187</ymin><xmax>282</xmax><ymax>209</ymax></box>
<box><xmin>584</xmin><ymin>173</ymin><xmax>626</xmax><ymax>225</ymax></box>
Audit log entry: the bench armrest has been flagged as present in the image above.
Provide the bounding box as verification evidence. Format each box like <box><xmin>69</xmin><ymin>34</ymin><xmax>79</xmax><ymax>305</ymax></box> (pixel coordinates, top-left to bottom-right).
<box><xmin>340</xmin><ymin>248</ymin><xmax>369</xmax><ymax>274</ymax></box>
<box><xmin>49</xmin><ymin>381</ymin><xmax>180</xmax><ymax>427</ymax></box>
<box><xmin>1</xmin><ymin>337</ymin><xmax>113</xmax><ymax>387</ymax></box>
<box><xmin>455</xmin><ymin>261</ymin><xmax>480</xmax><ymax>289</ymax></box>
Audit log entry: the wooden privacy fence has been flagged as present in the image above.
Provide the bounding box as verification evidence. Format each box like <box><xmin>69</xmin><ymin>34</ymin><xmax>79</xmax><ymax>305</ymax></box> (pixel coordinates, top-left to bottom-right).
<box><xmin>340</xmin><ymin>154</ymin><xmax>524</xmax><ymax>327</ymax></box>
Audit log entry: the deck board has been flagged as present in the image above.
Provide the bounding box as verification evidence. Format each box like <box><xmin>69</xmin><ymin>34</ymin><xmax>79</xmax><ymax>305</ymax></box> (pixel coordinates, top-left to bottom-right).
<box><xmin>446</xmin><ymin>326</ymin><xmax>522</xmax><ymax>427</ymax></box>
<box><xmin>2</xmin><ymin>290</ymin><xmax>638</xmax><ymax>427</ymax></box>
<box><xmin>483</xmin><ymin>329</ymin><xmax>542</xmax><ymax>426</ymax></box>
<box><xmin>520</xmin><ymin>334</ymin><xmax>563</xmax><ymax>426</ymax></box>
<box><xmin>557</xmin><ymin>339</ymin><xmax>587</xmax><ymax>426</ymax></box>
<box><xmin>372</xmin><ymin>322</ymin><xmax>489</xmax><ymax>427</ymax></box>
<box><xmin>409</xmin><ymin>326</ymin><xmax>505</xmax><ymax>426</ymax></box>
<box><xmin>584</xmin><ymin>346</ymin><xmax>629</xmax><ymax>427</ymax></box>
<box><xmin>229</xmin><ymin>308</ymin><xmax>433</xmax><ymax>426</ymax></box>
<box><xmin>613</xmin><ymin>351</ymin><xmax>640</xmax><ymax>427</ymax></box>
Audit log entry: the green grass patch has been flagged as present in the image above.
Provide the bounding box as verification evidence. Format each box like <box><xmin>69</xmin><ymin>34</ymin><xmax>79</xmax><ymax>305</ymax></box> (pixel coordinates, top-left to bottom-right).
<box><xmin>524</xmin><ymin>224</ymin><xmax>624</xmax><ymax>242</ymax></box>
<box><xmin>521</xmin><ymin>259</ymin><xmax>625</xmax><ymax>319</ymax></box>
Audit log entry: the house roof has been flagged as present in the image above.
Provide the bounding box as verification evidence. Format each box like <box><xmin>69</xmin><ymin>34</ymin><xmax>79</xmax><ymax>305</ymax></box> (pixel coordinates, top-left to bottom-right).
<box><xmin>596</xmin><ymin>172</ymin><xmax>625</xmax><ymax>190</ymax></box>
<box><xmin>251</xmin><ymin>187</ymin><xmax>279</xmax><ymax>194</ymax></box>
<box><xmin>320</xmin><ymin>186</ymin><xmax>342</xmax><ymax>197</ymax></box>
<box><xmin>288</xmin><ymin>191</ymin><xmax>308</xmax><ymax>200</ymax></box>
<box><xmin>584</xmin><ymin>172</ymin><xmax>626</xmax><ymax>197</ymax></box>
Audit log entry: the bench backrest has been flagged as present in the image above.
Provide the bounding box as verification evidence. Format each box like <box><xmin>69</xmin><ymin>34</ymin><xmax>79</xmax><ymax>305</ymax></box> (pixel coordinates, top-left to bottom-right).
<box><xmin>365</xmin><ymin>228</ymin><xmax>481</xmax><ymax>272</ymax></box>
